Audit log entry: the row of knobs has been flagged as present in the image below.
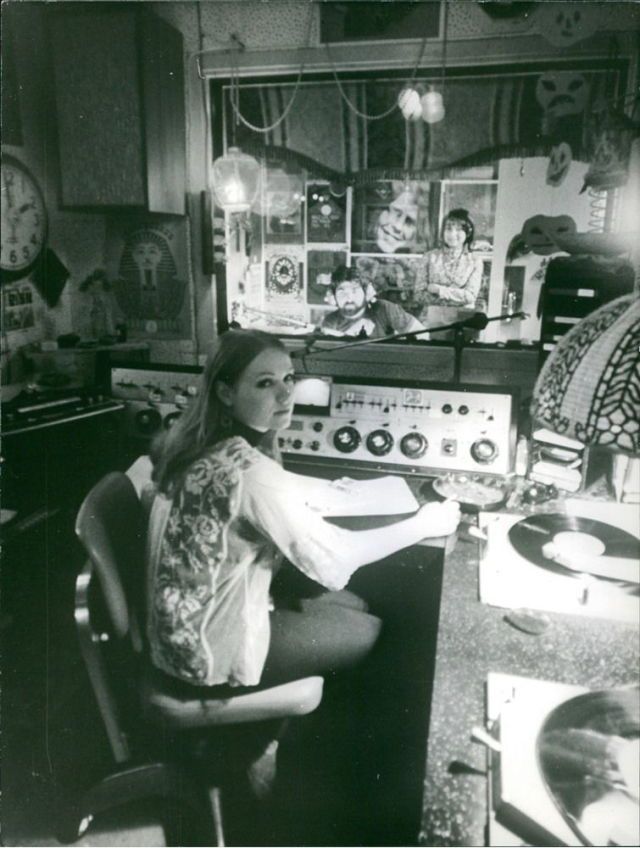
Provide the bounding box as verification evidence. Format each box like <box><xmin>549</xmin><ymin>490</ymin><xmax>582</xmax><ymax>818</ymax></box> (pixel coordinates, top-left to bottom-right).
<box><xmin>333</xmin><ymin>425</ymin><xmax>498</xmax><ymax>464</ymax></box>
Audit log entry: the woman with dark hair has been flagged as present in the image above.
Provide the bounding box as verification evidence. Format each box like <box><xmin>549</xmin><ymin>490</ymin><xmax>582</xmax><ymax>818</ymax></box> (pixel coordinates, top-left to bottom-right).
<box><xmin>147</xmin><ymin>329</ymin><xmax>460</xmax><ymax>692</ymax></box>
<box><xmin>414</xmin><ymin>208</ymin><xmax>483</xmax><ymax>329</ymax></box>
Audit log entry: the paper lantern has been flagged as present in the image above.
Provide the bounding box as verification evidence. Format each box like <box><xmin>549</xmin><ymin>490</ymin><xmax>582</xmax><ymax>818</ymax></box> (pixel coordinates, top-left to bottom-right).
<box><xmin>211</xmin><ymin>146</ymin><xmax>261</xmax><ymax>213</ymax></box>
<box><xmin>421</xmin><ymin>90</ymin><xmax>445</xmax><ymax>124</ymax></box>
<box><xmin>398</xmin><ymin>87</ymin><xmax>423</xmax><ymax>121</ymax></box>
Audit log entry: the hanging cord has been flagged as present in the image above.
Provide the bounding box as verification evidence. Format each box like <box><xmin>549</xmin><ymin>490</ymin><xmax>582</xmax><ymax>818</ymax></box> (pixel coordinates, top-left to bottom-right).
<box><xmin>440</xmin><ymin>0</ymin><xmax>449</xmax><ymax>97</ymax></box>
<box><xmin>227</xmin><ymin>4</ymin><xmax>315</xmax><ymax>134</ymax></box>
<box><xmin>324</xmin><ymin>28</ymin><xmax>430</xmax><ymax>122</ymax></box>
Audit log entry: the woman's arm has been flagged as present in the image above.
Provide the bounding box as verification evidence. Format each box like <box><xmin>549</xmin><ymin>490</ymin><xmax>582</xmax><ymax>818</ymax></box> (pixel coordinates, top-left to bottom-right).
<box><xmin>433</xmin><ymin>254</ymin><xmax>483</xmax><ymax>306</ymax></box>
<box><xmin>245</xmin><ymin>464</ymin><xmax>460</xmax><ymax>590</ymax></box>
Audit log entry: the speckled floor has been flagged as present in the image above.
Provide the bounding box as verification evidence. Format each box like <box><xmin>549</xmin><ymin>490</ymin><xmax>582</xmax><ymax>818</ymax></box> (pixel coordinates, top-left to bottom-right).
<box><xmin>1</xmin><ymin>512</ymin><xmax>438</xmax><ymax>847</ymax></box>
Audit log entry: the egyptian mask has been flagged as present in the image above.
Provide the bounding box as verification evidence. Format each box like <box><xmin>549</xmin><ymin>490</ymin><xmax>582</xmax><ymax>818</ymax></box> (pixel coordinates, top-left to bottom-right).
<box><xmin>536</xmin><ymin>72</ymin><xmax>588</xmax><ymax>119</ymax></box>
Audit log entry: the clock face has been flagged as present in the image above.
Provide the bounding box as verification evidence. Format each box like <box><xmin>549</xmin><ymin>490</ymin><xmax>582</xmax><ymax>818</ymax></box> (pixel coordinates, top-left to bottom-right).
<box><xmin>1</xmin><ymin>155</ymin><xmax>48</xmax><ymax>279</ymax></box>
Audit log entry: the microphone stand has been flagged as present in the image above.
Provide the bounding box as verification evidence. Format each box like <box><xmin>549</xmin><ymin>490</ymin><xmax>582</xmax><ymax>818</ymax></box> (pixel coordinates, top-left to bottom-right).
<box><xmin>295</xmin><ymin>312</ymin><xmax>527</xmax><ymax>384</ymax></box>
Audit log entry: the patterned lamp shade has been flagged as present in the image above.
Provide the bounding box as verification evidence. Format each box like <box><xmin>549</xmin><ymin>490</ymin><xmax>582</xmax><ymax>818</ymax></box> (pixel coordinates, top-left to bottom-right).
<box><xmin>532</xmin><ymin>294</ymin><xmax>640</xmax><ymax>454</ymax></box>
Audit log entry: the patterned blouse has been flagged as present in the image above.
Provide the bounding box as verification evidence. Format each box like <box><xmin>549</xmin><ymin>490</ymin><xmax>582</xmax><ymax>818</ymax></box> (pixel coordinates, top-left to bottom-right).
<box><xmin>414</xmin><ymin>249</ymin><xmax>483</xmax><ymax>319</ymax></box>
<box><xmin>147</xmin><ymin>437</ymin><xmax>372</xmax><ymax>688</ymax></box>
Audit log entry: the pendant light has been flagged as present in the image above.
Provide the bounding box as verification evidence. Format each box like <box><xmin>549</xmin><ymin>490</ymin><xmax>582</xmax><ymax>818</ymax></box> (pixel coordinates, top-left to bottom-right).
<box><xmin>211</xmin><ymin>146</ymin><xmax>261</xmax><ymax>213</ymax></box>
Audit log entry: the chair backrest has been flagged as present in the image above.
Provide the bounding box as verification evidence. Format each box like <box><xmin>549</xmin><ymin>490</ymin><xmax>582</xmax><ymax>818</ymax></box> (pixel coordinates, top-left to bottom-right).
<box><xmin>75</xmin><ymin>471</ymin><xmax>146</xmax><ymax>646</ymax></box>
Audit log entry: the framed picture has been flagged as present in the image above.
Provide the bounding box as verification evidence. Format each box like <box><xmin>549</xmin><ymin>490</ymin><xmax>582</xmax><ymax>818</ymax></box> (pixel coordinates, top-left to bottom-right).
<box><xmin>265</xmin><ymin>171</ymin><xmax>304</xmax><ymax>243</ymax></box>
<box><xmin>351</xmin><ymin>180</ymin><xmax>435</xmax><ymax>255</ymax></box>
<box><xmin>306</xmin><ymin>183</ymin><xmax>347</xmax><ymax>243</ymax></box>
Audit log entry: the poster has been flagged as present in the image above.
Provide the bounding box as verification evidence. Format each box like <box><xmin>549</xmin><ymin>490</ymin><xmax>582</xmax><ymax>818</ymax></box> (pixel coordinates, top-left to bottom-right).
<box><xmin>105</xmin><ymin>217</ymin><xmax>193</xmax><ymax>340</ymax></box>
<box><xmin>306</xmin><ymin>183</ymin><xmax>347</xmax><ymax>243</ymax></box>
<box><xmin>307</xmin><ymin>250</ymin><xmax>347</xmax><ymax>305</ymax></box>
<box><xmin>265</xmin><ymin>170</ymin><xmax>304</xmax><ymax>243</ymax></box>
<box><xmin>351</xmin><ymin>180</ymin><xmax>434</xmax><ymax>255</ymax></box>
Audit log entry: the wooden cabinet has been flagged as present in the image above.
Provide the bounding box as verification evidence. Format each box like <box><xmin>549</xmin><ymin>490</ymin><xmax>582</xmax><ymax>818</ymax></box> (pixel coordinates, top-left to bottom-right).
<box><xmin>49</xmin><ymin>6</ymin><xmax>186</xmax><ymax>214</ymax></box>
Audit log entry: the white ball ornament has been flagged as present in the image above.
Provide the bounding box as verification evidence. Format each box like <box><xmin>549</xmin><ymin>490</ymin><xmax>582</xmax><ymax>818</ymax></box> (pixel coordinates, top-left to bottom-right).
<box><xmin>398</xmin><ymin>87</ymin><xmax>423</xmax><ymax>121</ymax></box>
<box><xmin>421</xmin><ymin>90</ymin><xmax>445</xmax><ymax>124</ymax></box>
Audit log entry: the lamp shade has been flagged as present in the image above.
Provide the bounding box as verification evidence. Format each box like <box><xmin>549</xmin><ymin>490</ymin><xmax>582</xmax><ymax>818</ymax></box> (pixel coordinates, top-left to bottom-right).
<box><xmin>531</xmin><ymin>294</ymin><xmax>640</xmax><ymax>454</ymax></box>
<box><xmin>211</xmin><ymin>146</ymin><xmax>261</xmax><ymax>213</ymax></box>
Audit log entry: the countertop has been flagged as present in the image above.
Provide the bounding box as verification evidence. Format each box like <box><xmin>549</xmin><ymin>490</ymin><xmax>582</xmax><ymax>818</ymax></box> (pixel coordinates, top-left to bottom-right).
<box><xmin>419</xmin><ymin>490</ymin><xmax>639</xmax><ymax>847</ymax></box>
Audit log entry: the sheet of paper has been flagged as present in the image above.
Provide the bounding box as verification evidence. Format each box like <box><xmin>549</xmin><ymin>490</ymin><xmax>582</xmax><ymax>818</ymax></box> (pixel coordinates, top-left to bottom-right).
<box><xmin>310</xmin><ymin>475</ymin><xmax>419</xmax><ymax>517</ymax></box>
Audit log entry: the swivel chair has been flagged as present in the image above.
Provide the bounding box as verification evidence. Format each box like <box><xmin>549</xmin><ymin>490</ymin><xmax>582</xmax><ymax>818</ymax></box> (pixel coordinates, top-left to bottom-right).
<box><xmin>59</xmin><ymin>471</ymin><xmax>323</xmax><ymax>846</ymax></box>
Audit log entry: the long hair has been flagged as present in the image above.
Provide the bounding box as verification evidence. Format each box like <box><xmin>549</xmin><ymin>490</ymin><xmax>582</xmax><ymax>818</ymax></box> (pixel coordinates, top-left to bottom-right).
<box><xmin>151</xmin><ymin>329</ymin><xmax>288</xmax><ymax>494</ymax></box>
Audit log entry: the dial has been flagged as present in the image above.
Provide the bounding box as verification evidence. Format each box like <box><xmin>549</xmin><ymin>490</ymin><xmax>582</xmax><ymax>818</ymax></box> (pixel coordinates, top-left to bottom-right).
<box><xmin>1</xmin><ymin>155</ymin><xmax>48</xmax><ymax>281</ymax></box>
<box><xmin>135</xmin><ymin>407</ymin><xmax>162</xmax><ymax>436</ymax></box>
<box><xmin>470</xmin><ymin>438</ymin><xmax>499</xmax><ymax>465</ymax></box>
<box><xmin>366</xmin><ymin>429</ymin><xmax>394</xmax><ymax>457</ymax></box>
<box><xmin>400</xmin><ymin>432</ymin><xmax>428</xmax><ymax>459</ymax></box>
<box><xmin>333</xmin><ymin>425</ymin><xmax>361</xmax><ymax>453</ymax></box>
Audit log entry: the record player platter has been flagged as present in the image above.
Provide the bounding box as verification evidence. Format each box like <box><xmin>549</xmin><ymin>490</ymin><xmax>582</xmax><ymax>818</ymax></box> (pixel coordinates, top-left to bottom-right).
<box><xmin>538</xmin><ymin>686</ymin><xmax>640</xmax><ymax>846</ymax></box>
<box><xmin>509</xmin><ymin>514</ymin><xmax>640</xmax><ymax>585</ymax></box>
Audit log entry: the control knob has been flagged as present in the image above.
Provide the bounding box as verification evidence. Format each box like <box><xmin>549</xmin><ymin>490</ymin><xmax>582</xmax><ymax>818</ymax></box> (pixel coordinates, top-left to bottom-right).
<box><xmin>333</xmin><ymin>425</ymin><xmax>361</xmax><ymax>453</ymax></box>
<box><xmin>366</xmin><ymin>429</ymin><xmax>394</xmax><ymax>457</ymax></box>
<box><xmin>400</xmin><ymin>432</ymin><xmax>428</xmax><ymax>459</ymax></box>
<box><xmin>470</xmin><ymin>438</ymin><xmax>499</xmax><ymax>465</ymax></box>
<box><xmin>135</xmin><ymin>406</ymin><xmax>162</xmax><ymax>436</ymax></box>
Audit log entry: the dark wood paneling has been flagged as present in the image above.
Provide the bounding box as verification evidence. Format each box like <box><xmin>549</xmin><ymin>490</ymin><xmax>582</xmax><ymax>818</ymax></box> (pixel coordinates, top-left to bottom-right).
<box><xmin>50</xmin><ymin>9</ymin><xmax>146</xmax><ymax>207</ymax></box>
<box><xmin>139</xmin><ymin>11</ymin><xmax>186</xmax><ymax>215</ymax></box>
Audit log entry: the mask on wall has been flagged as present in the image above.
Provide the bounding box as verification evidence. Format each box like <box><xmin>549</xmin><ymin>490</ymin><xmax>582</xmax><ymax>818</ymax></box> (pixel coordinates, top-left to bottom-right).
<box><xmin>546</xmin><ymin>142</ymin><xmax>573</xmax><ymax>187</ymax></box>
<box><xmin>521</xmin><ymin>214</ymin><xmax>577</xmax><ymax>255</ymax></box>
<box><xmin>536</xmin><ymin>72</ymin><xmax>588</xmax><ymax>119</ymax></box>
<box><xmin>535</xmin><ymin>3</ymin><xmax>598</xmax><ymax>47</ymax></box>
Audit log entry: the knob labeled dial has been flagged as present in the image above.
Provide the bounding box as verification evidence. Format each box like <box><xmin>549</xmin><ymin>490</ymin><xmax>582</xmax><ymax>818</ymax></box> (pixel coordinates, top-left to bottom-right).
<box><xmin>135</xmin><ymin>407</ymin><xmax>162</xmax><ymax>436</ymax></box>
<box><xmin>366</xmin><ymin>429</ymin><xmax>394</xmax><ymax>457</ymax></box>
<box><xmin>400</xmin><ymin>432</ymin><xmax>428</xmax><ymax>459</ymax></box>
<box><xmin>470</xmin><ymin>438</ymin><xmax>499</xmax><ymax>465</ymax></box>
<box><xmin>333</xmin><ymin>425</ymin><xmax>361</xmax><ymax>453</ymax></box>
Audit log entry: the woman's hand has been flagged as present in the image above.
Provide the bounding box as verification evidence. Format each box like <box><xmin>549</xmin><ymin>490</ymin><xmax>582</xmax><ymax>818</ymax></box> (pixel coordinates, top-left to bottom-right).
<box><xmin>414</xmin><ymin>500</ymin><xmax>461</xmax><ymax>537</ymax></box>
<box><xmin>427</xmin><ymin>284</ymin><xmax>441</xmax><ymax>296</ymax></box>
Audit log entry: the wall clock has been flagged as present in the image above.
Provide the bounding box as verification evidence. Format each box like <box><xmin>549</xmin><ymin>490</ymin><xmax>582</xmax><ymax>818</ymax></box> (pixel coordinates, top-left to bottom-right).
<box><xmin>1</xmin><ymin>154</ymin><xmax>48</xmax><ymax>283</ymax></box>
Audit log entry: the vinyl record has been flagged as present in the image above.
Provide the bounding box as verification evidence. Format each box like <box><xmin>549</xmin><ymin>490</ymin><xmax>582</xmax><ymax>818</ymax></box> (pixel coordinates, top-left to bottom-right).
<box><xmin>537</xmin><ymin>686</ymin><xmax>640</xmax><ymax>847</ymax></box>
<box><xmin>508</xmin><ymin>513</ymin><xmax>639</xmax><ymax>581</ymax></box>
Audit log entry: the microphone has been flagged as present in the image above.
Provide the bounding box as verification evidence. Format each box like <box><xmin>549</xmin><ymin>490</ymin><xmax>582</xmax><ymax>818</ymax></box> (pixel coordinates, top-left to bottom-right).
<box><xmin>454</xmin><ymin>312</ymin><xmax>489</xmax><ymax>331</ymax></box>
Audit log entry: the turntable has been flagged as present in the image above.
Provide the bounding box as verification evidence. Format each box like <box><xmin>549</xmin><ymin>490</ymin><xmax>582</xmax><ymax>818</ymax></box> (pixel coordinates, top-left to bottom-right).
<box><xmin>479</xmin><ymin>500</ymin><xmax>640</xmax><ymax>624</ymax></box>
<box><xmin>487</xmin><ymin>673</ymin><xmax>640</xmax><ymax>846</ymax></box>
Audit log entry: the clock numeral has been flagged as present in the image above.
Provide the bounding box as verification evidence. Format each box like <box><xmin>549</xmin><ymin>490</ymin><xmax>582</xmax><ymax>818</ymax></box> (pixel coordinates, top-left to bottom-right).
<box><xmin>9</xmin><ymin>250</ymin><xmax>18</xmax><ymax>264</ymax></box>
<box><xmin>23</xmin><ymin>246</ymin><xmax>31</xmax><ymax>260</ymax></box>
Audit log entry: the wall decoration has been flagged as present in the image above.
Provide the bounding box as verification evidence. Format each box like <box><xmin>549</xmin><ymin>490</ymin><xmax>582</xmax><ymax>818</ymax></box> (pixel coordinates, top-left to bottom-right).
<box><xmin>535</xmin><ymin>3</ymin><xmax>598</xmax><ymax>48</ymax></box>
<box><xmin>352</xmin><ymin>255</ymin><xmax>423</xmax><ymax>304</ymax></box>
<box><xmin>265</xmin><ymin>171</ymin><xmax>304</xmax><ymax>243</ymax></box>
<box><xmin>264</xmin><ymin>245</ymin><xmax>304</xmax><ymax>303</ymax></box>
<box><xmin>306</xmin><ymin>183</ymin><xmax>347</xmax><ymax>243</ymax></box>
<box><xmin>507</xmin><ymin>214</ymin><xmax>578</xmax><ymax>261</ymax></box>
<box><xmin>307</xmin><ymin>250</ymin><xmax>347</xmax><ymax>305</ymax></box>
<box><xmin>106</xmin><ymin>218</ymin><xmax>192</xmax><ymax>340</ymax></box>
<box><xmin>581</xmin><ymin>110</ymin><xmax>637</xmax><ymax>192</ymax></box>
<box><xmin>546</xmin><ymin>143</ymin><xmax>572</xmax><ymax>187</ymax></box>
<box><xmin>2</xmin><ymin>283</ymin><xmax>35</xmax><ymax>332</ymax></box>
<box><xmin>351</xmin><ymin>181</ymin><xmax>434</xmax><ymax>255</ymax></box>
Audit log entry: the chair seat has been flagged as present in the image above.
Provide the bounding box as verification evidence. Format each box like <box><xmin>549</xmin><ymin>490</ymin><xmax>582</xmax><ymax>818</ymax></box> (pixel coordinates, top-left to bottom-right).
<box><xmin>141</xmin><ymin>666</ymin><xmax>324</xmax><ymax>730</ymax></box>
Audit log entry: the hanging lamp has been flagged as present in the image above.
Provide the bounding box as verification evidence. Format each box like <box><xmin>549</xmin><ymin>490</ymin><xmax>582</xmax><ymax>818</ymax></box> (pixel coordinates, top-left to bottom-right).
<box><xmin>211</xmin><ymin>146</ymin><xmax>261</xmax><ymax>213</ymax></box>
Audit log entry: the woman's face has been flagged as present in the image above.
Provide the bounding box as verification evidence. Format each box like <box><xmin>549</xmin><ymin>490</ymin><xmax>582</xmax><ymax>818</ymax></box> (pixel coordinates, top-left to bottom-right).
<box><xmin>376</xmin><ymin>191</ymin><xmax>418</xmax><ymax>253</ymax></box>
<box><xmin>442</xmin><ymin>218</ymin><xmax>468</xmax><ymax>250</ymax></box>
<box><xmin>222</xmin><ymin>348</ymin><xmax>296</xmax><ymax>432</ymax></box>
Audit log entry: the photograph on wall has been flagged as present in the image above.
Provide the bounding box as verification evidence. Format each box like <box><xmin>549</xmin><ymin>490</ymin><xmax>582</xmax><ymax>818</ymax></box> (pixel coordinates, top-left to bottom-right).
<box><xmin>351</xmin><ymin>180</ymin><xmax>436</xmax><ymax>255</ymax></box>
<box><xmin>307</xmin><ymin>250</ymin><xmax>347</xmax><ymax>305</ymax></box>
<box><xmin>306</xmin><ymin>182</ymin><xmax>347</xmax><ymax>243</ymax></box>
<box><xmin>264</xmin><ymin>170</ymin><xmax>305</xmax><ymax>243</ymax></box>
<box><xmin>439</xmin><ymin>181</ymin><xmax>498</xmax><ymax>252</ymax></box>
<box><xmin>2</xmin><ymin>283</ymin><xmax>35</xmax><ymax>331</ymax></box>
<box><xmin>105</xmin><ymin>217</ymin><xmax>193</xmax><ymax>340</ymax></box>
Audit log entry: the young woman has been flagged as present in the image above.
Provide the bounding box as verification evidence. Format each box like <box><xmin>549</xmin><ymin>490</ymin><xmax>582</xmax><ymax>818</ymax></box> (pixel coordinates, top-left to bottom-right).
<box><xmin>147</xmin><ymin>329</ymin><xmax>460</xmax><ymax>693</ymax></box>
<box><xmin>414</xmin><ymin>208</ymin><xmax>483</xmax><ymax>330</ymax></box>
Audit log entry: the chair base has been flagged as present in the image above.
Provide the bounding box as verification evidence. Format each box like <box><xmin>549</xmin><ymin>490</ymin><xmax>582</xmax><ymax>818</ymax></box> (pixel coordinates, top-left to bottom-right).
<box><xmin>56</xmin><ymin>761</ymin><xmax>224</xmax><ymax>846</ymax></box>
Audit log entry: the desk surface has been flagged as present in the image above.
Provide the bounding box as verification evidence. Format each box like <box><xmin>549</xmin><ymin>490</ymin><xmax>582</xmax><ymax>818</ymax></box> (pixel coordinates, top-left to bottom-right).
<box><xmin>420</xmin><ymin>499</ymin><xmax>639</xmax><ymax>846</ymax></box>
